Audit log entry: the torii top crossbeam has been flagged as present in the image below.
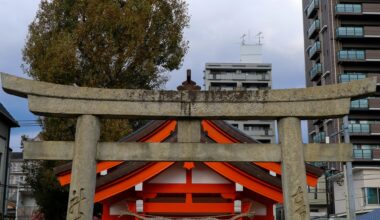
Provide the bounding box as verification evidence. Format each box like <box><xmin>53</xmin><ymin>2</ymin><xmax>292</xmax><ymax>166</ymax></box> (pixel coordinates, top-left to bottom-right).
<box><xmin>1</xmin><ymin>73</ymin><xmax>376</xmax><ymax>119</ymax></box>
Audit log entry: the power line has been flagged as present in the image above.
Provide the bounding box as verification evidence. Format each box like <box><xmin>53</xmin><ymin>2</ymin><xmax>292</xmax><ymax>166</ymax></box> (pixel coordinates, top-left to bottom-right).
<box><xmin>17</xmin><ymin>120</ymin><xmax>42</xmax><ymax>127</ymax></box>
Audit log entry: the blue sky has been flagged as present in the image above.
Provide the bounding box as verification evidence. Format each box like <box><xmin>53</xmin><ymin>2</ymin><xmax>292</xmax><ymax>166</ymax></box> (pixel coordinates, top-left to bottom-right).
<box><xmin>0</xmin><ymin>0</ymin><xmax>308</xmax><ymax>151</ymax></box>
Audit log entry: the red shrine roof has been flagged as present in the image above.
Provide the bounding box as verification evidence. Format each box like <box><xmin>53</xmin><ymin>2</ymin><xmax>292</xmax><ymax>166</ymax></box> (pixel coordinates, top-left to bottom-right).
<box><xmin>55</xmin><ymin>119</ymin><xmax>323</xmax><ymax>204</ymax></box>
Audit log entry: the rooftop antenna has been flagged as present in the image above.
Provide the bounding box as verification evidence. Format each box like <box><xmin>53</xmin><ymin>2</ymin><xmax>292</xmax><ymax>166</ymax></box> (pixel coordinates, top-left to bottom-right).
<box><xmin>256</xmin><ymin>32</ymin><xmax>263</xmax><ymax>45</ymax></box>
<box><xmin>240</xmin><ymin>34</ymin><xmax>246</xmax><ymax>45</ymax></box>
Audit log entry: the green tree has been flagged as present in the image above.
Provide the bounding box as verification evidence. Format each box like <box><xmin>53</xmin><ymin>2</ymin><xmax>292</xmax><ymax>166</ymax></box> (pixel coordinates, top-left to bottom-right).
<box><xmin>22</xmin><ymin>0</ymin><xmax>189</xmax><ymax>219</ymax></box>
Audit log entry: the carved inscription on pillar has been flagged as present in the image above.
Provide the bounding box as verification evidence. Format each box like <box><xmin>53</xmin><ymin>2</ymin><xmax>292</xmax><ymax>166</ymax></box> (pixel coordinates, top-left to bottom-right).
<box><xmin>292</xmin><ymin>186</ymin><xmax>307</xmax><ymax>218</ymax></box>
<box><xmin>69</xmin><ymin>188</ymin><xmax>86</xmax><ymax>220</ymax></box>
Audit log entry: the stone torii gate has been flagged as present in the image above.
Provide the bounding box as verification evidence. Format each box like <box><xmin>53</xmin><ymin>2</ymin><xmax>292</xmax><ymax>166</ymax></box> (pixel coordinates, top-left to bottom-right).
<box><xmin>1</xmin><ymin>73</ymin><xmax>377</xmax><ymax>220</ymax></box>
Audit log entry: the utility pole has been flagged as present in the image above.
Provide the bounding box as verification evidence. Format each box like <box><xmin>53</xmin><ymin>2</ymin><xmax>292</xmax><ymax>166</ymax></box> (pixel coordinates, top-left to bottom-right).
<box><xmin>343</xmin><ymin>116</ymin><xmax>356</xmax><ymax>220</ymax></box>
<box><xmin>15</xmin><ymin>183</ymin><xmax>20</xmax><ymax>220</ymax></box>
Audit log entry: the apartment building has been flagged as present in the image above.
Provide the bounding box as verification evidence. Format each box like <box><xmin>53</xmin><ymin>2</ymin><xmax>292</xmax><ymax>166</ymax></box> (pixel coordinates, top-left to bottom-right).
<box><xmin>204</xmin><ymin>43</ymin><xmax>275</xmax><ymax>143</ymax></box>
<box><xmin>0</xmin><ymin>103</ymin><xmax>19</xmax><ymax>218</ymax></box>
<box><xmin>7</xmin><ymin>152</ymin><xmax>38</xmax><ymax>219</ymax></box>
<box><xmin>302</xmin><ymin>0</ymin><xmax>380</xmax><ymax>216</ymax></box>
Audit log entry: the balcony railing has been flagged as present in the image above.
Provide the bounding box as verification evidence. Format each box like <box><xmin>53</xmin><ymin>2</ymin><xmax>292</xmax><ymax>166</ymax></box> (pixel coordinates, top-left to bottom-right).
<box><xmin>309</xmin><ymin>63</ymin><xmax>322</xmax><ymax>80</ymax></box>
<box><xmin>338</xmin><ymin>73</ymin><xmax>366</xmax><ymax>83</ymax></box>
<box><xmin>306</xmin><ymin>0</ymin><xmax>319</xmax><ymax>18</ymax></box>
<box><xmin>313</xmin><ymin>132</ymin><xmax>326</xmax><ymax>143</ymax></box>
<box><xmin>208</xmin><ymin>73</ymin><xmax>270</xmax><ymax>81</ymax></box>
<box><xmin>336</xmin><ymin>27</ymin><xmax>364</xmax><ymax>38</ymax></box>
<box><xmin>308</xmin><ymin>20</ymin><xmax>320</xmax><ymax>39</ymax></box>
<box><xmin>209</xmin><ymin>86</ymin><xmax>236</xmax><ymax>91</ymax></box>
<box><xmin>353</xmin><ymin>149</ymin><xmax>372</xmax><ymax>159</ymax></box>
<box><xmin>337</xmin><ymin>50</ymin><xmax>365</xmax><ymax>61</ymax></box>
<box><xmin>243</xmin><ymin>129</ymin><xmax>274</xmax><ymax>136</ymax></box>
<box><xmin>347</xmin><ymin>124</ymin><xmax>370</xmax><ymax>134</ymax></box>
<box><xmin>350</xmin><ymin>98</ymin><xmax>369</xmax><ymax>109</ymax></box>
<box><xmin>308</xmin><ymin>41</ymin><xmax>321</xmax><ymax>59</ymax></box>
<box><xmin>335</xmin><ymin>4</ymin><xmax>362</xmax><ymax>14</ymax></box>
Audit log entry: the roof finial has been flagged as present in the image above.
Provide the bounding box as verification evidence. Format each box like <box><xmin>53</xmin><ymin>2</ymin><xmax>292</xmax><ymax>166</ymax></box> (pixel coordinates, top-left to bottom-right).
<box><xmin>187</xmin><ymin>69</ymin><xmax>191</xmax><ymax>83</ymax></box>
<box><xmin>177</xmin><ymin>69</ymin><xmax>201</xmax><ymax>91</ymax></box>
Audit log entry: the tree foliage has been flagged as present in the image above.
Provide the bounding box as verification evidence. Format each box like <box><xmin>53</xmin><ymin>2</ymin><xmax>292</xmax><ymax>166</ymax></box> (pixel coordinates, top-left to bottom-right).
<box><xmin>23</xmin><ymin>0</ymin><xmax>189</xmax><ymax>89</ymax></box>
<box><xmin>23</xmin><ymin>160</ymin><xmax>68</xmax><ymax>220</ymax></box>
<box><xmin>22</xmin><ymin>0</ymin><xmax>189</xmax><ymax>218</ymax></box>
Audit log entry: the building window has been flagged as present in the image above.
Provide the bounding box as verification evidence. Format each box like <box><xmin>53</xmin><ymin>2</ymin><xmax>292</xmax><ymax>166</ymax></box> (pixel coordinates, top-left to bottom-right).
<box><xmin>243</xmin><ymin>124</ymin><xmax>269</xmax><ymax>131</ymax></box>
<box><xmin>363</xmin><ymin>188</ymin><xmax>380</xmax><ymax>205</ymax></box>
<box><xmin>231</xmin><ymin>124</ymin><xmax>238</xmax><ymax>128</ymax></box>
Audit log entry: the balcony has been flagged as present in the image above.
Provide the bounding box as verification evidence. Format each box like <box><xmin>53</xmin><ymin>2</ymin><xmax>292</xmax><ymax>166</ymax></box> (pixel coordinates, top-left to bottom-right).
<box><xmin>336</xmin><ymin>27</ymin><xmax>363</xmax><ymax>38</ymax></box>
<box><xmin>305</xmin><ymin>0</ymin><xmax>319</xmax><ymax>18</ymax></box>
<box><xmin>337</xmin><ymin>50</ymin><xmax>365</xmax><ymax>62</ymax></box>
<box><xmin>307</xmin><ymin>41</ymin><xmax>321</xmax><ymax>60</ymax></box>
<box><xmin>353</xmin><ymin>149</ymin><xmax>372</xmax><ymax>160</ymax></box>
<box><xmin>335</xmin><ymin>4</ymin><xmax>362</xmax><ymax>15</ymax></box>
<box><xmin>244</xmin><ymin>129</ymin><xmax>274</xmax><ymax>137</ymax></box>
<box><xmin>339</xmin><ymin>73</ymin><xmax>380</xmax><ymax>84</ymax></box>
<box><xmin>336</xmin><ymin>3</ymin><xmax>380</xmax><ymax>17</ymax></box>
<box><xmin>350</xmin><ymin>97</ymin><xmax>380</xmax><ymax>111</ymax></box>
<box><xmin>209</xmin><ymin>86</ymin><xmax>236</xmax><ymax>91</ymax></box>
<box><xmin>208</xmin><ymin>73</ymin><xmax>270</xmax><ymax>81</ymax></box>
<box><xmin>309</xmin><ymin>63</ymin><xmax>322</xmax><ymax>80</ymax></box>
<box><xmin>350</xmin><ymin>98</ymin><xmax>368</xmax><ymax>110</ymax></box>
<box><xmin>353</xmin><ymin>149</ymin><xmax>380</xmax><ymax>160</ymax></box>
<box><xmin>338</xmin><ymin>73</ymin><xmax>366</xmax><ymax>83</ymax></box>
<box><xmin>346</xmin><ymin>124</ymin><xmax>380</xmax><ymax>135</ymax></box>
<box><xmin>308</xmin><ymin>20</ymin><xmax>320</xmax><ymax>39</ymax></box>
<box><xmin>337</xmin><ymin>26</ymin><xmax>380</xmax><ymax>39</ymax></box>
<box><xmin>313</xmin><ymin>132</ymin><xmax>326</xmax><ymax>143</ymax></box>
<box><xmin>347</xmin><ymin>123</ymin><xmax>370</xmax><ymax>134</ymax></box>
